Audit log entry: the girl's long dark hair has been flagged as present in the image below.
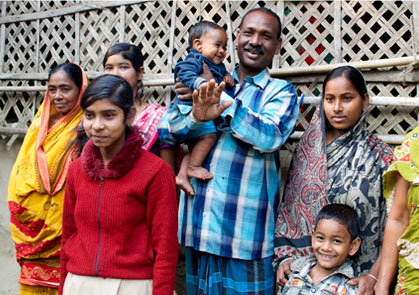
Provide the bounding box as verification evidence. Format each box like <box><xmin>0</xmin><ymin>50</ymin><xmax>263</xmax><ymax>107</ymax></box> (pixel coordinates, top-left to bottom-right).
<box><xmin>103</xmin><ymin>43</ymin><xmax>144</xmax><ymax>101</ymax></box>
<box><xmin>73</xmin><ymin>74</ymin><xmax>133</xmax><ymax>157</ymax></box>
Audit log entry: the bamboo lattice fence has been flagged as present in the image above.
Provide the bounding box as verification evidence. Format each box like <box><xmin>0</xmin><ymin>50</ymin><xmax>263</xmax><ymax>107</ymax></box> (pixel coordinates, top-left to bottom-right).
<box><xmin>0</xmin><ymin>0</ymin><xmax>418</xmax><ymax>149</ymax></box>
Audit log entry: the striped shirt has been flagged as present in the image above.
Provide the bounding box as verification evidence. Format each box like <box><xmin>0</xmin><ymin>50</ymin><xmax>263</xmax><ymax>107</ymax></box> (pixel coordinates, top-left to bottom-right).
<box><xmin>159</xmin><ymin>68</ymin><xmax>299</xmax><ymax>260</ymax></box>
<box><xmin>279</xmin><ymin>256</ymin><xmax>357</xmax><ymax>295</ymax></box>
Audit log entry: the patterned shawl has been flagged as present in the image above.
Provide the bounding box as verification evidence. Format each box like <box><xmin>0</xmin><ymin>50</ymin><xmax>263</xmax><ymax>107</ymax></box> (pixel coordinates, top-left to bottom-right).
<box><xmin>383</xmin><ymin>126</ymin><xmax>419</xmax><ymax>294</ymax></box>
<box><xmin>133</xmin><ymin>103</ymin><xmax>167</xmax><ymax>151</ymax></box>
<box><xmin>274</xmin><ymin>105</ymin><xmax>392</xmax><ymax>275</ymax></box>
<box><xmin>8</xmin><ymin>64</ymin><xmax>87</xmax><ymax>288</ymax></box>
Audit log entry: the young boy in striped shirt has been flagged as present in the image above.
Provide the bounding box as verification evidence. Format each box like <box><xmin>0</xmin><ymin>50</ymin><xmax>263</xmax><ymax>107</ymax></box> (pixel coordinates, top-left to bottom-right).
<box><xmin>279</xmin><ymin>204</ymin><xmax>362</xmax><ymax>295</ymax></box>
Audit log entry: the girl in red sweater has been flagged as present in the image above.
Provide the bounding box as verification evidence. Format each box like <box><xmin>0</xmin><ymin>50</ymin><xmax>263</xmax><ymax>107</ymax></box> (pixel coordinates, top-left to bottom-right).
<box><xmin>60</xmin><ymin>74</ymin><xmax>178</xmax><ymax>295</ymax></box>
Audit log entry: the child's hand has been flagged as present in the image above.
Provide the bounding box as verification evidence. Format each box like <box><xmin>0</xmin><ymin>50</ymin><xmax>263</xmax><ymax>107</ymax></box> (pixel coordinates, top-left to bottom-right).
<box><xmin>223</xmin><ymin>75</ymin><xmax>235</xmax><ymax>88</ymax></box>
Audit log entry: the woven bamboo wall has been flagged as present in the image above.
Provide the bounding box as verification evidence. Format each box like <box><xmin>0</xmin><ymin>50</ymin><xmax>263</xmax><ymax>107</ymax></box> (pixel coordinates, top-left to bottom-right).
<box><xmin>1</xmin><ymin>0</ymin><xmax>418</xmax><ymax>148</ymax></box>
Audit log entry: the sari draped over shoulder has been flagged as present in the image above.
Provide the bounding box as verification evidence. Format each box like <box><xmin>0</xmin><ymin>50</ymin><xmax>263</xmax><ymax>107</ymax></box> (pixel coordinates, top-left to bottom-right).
<box><xmin>383</xmin><ymin>126</ymin><xmax>419</xmax><ymax>294</ymax></box>
<box><xmin>274</xmin><ymin>105</ymin><xmax>392</xmax><ymax>275</ymax></box>
<box><xmin>133</xmin><ymin>103</ymin><xmax>167</xmax><ymax>152</ymax></box>
<box><xmin>8</xmin><ymin>65</ymin><xmax>87</xmax><ymax>290</ymax></box>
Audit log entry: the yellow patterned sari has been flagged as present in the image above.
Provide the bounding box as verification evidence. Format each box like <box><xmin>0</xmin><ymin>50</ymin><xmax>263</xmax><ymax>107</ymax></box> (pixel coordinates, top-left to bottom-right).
<box><xmin>8</xmin><ymin>65</ymin><xmax>87</xmax><ymax>294</ymax></box>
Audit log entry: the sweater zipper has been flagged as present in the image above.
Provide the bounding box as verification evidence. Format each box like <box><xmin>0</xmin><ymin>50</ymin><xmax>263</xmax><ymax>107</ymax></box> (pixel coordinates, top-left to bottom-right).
<box><xmin>94</xmin><ymin>177</ymin><xmax>104</xmax><ymax>276</ymax></box>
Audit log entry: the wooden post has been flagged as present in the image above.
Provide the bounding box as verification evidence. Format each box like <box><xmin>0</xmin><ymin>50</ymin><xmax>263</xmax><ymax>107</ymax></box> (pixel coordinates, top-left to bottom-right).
<box><xmin>168</xmin><ymin>0</ymin><xmax>177</xmax><ymax>70</ymax></box>
<box><xmin>412</xmin><ymin>1</ymin><xmax>419</xmax><ymax>124</ymax></box>
<box><xmin>35</xmin><ymin>0</ymin><xmax>40</xmax><ymax>73</ymax></box>
<box><xmin>334</xmin><ymin>1</ymin><xmax>342</xmax><ymax>63</ymax></box>
<box><xmin>34</xmin><ymin>0</ymin><xmax>41</xmax><ymax>117</ymax></box>
<box><xmin>412</xmin><ymin>1</ymin><xmax>419</xmax><ymax>54</ymax></box>
<box><xmin>119</xmin><ymin>4</ymin><xmax>126</xmax><ymax>43</ymax></box>
<box><xmin>75</xmin><ymin>0</ymin><xmax>80</xmax><ymax>65</ymax></box>
<box><xmin>225</xmin><ymin>0</ymin><xmax>236</xmax><ymax>69</ymax></box>
<box><xmin>0</xmin><ymin>1</ymin><xmax>7</xmax><ymax>72</ymax></box>
<box><xmin>166</xmin><ymin>0</ymin><xmax>178</xmax><ymax>106</ymax></box>
<box><xmin>275</xmin><ymin>0</ymin><xmax>285</xmax><ymax>68</ymax></box>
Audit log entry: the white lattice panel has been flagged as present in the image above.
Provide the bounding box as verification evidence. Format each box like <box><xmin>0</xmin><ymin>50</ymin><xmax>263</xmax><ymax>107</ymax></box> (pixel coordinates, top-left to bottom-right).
<box><xmin>79</xmin><ymin>7</ymin><xmax>121</xmax><ymax>72</ymax></box>
<box><xmin>341</xmin><ymin>1</ymin><xmax>414</xmax><ymax>63</ymax></box>
<box><xmin>281</xmin><ymin>1</ymin><xmax>336</xmax><ymax>67</ymax></box>
<box><xmin>38</xmin><ymin>16</ymin><xmax>77</xmax><ymax>71</ymax></box>
<box><xmin>4</xmin><ymin>21</ymin><xmax>38</xmax><ymax>73</ymax></box>
<box><xmin>126</xmin><ymin>1</ymin><xmax>173</xmax><ymax>73</ymax></box>
<box><xmin>4</xmin><ymin>1</ymin><xmax>38</xmax><ymax>15</ymax></box>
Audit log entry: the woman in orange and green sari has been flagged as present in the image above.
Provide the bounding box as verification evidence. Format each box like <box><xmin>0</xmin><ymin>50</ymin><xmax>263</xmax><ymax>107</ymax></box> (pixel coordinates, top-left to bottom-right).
<box><xmin>8</xmin><ymin>63</ymin><xmax>87</xmax><ymax>295</ymax></box>
<box><xmin>375</xmin><ymin>126</ymin><xmax>419</xmax><ymax>295</ymax></box>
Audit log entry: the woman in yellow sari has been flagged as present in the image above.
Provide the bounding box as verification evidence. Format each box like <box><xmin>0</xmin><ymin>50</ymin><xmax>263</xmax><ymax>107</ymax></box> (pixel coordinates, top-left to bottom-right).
<box><xmin>8</xmin><ymin>63</ymin><xmax>87</xmax><ymax>295</ymax></box>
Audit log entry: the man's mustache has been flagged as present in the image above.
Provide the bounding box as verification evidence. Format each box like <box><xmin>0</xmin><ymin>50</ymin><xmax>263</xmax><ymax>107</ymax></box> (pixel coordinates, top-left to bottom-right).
<box><xmin>243</xmin><ymin>44</ymin><xmax>264</xmax><ymax>55</ymax></box>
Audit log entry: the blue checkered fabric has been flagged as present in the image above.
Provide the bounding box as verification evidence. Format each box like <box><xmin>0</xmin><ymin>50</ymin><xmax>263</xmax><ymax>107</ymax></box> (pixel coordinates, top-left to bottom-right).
<box><xmin>185</xmin><ymin>247</ymin><xmax>275</xmax><ymax>295</ymax></box>
<box><xmin>159</xmin><ymin>67</ymin><xmax>299</xmax><ymax>260</ymax></box>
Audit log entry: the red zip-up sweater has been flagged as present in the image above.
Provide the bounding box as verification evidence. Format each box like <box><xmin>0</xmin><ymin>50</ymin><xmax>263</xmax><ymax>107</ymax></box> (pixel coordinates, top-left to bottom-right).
<box><xmin>59</xmin><ymin>128</ymin><xmax>178</xmax><ymax>294</ymax></box>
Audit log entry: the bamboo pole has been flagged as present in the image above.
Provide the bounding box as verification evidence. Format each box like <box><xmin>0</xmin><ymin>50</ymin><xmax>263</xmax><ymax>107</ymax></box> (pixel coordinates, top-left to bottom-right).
<box><xmin>1</xmin><ymin>82</ymin><xmax>417</xmax><ymax>108</ymax></box>
<box><xmin>2</xmin><ymin>56</ymin><xmax>417</xmax><ymax>82</ymax></box>
<box><xmin>34</xmin><ymin>0</ymin><xmax>41</xmax><ymax>118</ymax></box>
<box><xmin>75</xmin><ymin>0</ymin><xmax>80</xmax><ymax>65</ymax></box>
<box><xmin>289</xmin><ymin>131</ymin><xmax>404</xmax><ymax>145</ymax></box>
<box><xmin>412</xmin><ymin>1</ymin><xmax>419</xmax><ymax>53</ymax></box>
<box><xmin>35</xmin><ymin>0</ymin><xmax>40</xmax><ymax>73</ymax></box>
<box><xmin>270</xmin><ymin>56</ymin><xmax>419</xmax><ymax>77</ymax></box>
<box><xmin>334</xmin><ymin>1</ymin><xmax>342</xmax><ymax>63</ymax></box>
<box><xmin>0</xmin><ymin>1</ymin><xmax>7</xmax><ymax>72</ymax></box>
<box><xmin>302</xmin><ymin>96</ymin><xmax>419</xmax><ymax>107</ymax></box>
<box><xmin>0</xmin><ymin>1</ymin><xmax>151</xmax><ymax>25</ymax></box>
<box><xmin>0</xmin><ymin>125</ymin><xmax>405</xmax><ymax>144</ymax></box>
<box><xmin>167</xmin><ymin>0</ymin><xmax>177</xmax><ymax>69</ymax></box>
<box><xmin>225</xmin><ymin>0</ymin><xmax>236</xmax><ymax>69</ymax></box>
<box><xmin>119</xmin><ymin>5</ymin><xmax>125</xmax><ymax>43</ymax></box>
<box><xmin>412</xmin><ymin>1</ymin><xmax>419</xmax><ymax>124</ymax></box>
<box><xmin>0</xmin><ymin>86</ymin><xmax>45</xmax><ymax>92</ymax></box>
<box><xmin>0</xmin><ymin>127</ymin><xmax>27</xmax><ymax>135</ymax></box>
<box><xmin>0</xmin><ymin>73</ymin><xmax>175</xmax><ymax>90</ymax></box>
<box><xmin>274</xmin><ymin>0</ymin><xmax>284</xmax><ymax>68</ymax></box>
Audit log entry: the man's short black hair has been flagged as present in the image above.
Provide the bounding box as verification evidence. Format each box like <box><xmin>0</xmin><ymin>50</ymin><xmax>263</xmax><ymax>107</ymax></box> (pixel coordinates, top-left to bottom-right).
<box><xmin>239</xmin><ymin>7</ymin><xmax>282</xmax><ymax>39</ymax></box>
<box><xmin>315</xmin><ymin>204</ymin><xmax>360</xmax><ymax>241</ymax></box>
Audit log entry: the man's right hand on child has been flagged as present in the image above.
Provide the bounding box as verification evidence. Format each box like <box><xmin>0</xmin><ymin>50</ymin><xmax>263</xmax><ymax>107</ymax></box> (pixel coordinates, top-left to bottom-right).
<box><xmin>276</xmin><ymin>257</ymin><xmax>295</xmax><ymax>287</ymax></box>
<box><xmin>200</xmin><ymin>62</ymin><xmax>214</xmax><ymax>82</ymax></box>
<box><xmin>175</xmin><ymin>78</ymin><xmax>193</xmax><ymax>101</ymax></box>
<box><xmin>175</xmin><ymin>63</ymin><xmax>215</xmax><ymax>101</ymax></box>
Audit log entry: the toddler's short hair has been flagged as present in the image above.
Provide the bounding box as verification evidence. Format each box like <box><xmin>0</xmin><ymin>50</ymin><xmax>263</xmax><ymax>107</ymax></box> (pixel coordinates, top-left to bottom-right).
<box><xmin>315</xmin><ymin>204</ymin><xmax>360</xmax><ymax>241</ymax></box>
<box><xmin>188</xmin><ymin>21</ymin><xmax>225</xmax><ymax>49</ymax></box>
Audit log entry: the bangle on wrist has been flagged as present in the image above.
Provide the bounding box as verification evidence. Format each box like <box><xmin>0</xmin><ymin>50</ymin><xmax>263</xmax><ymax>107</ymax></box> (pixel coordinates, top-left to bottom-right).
<box><xmin>366</xmin><ymin>273</ymin><xmax>378</xmax><ymax>282</ymax></box>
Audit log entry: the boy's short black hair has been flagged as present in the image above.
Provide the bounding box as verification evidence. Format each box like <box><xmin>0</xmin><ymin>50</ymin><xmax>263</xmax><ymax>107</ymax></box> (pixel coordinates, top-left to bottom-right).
<box><xmin>188</xmin><ymin>20</ymin><xmax>225</xmax><ymax>49</ymax></box>
<box><xmin>315</xmin><ymin>204</ymin><xmax>360</xmax><ymax>241</ymax></box>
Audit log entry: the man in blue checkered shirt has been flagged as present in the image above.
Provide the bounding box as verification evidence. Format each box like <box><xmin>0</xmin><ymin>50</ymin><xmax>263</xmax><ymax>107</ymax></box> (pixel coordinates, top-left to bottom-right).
<box><xmin>159</xmin><ymin>7</ymin><xmax>300</xmax><ymax>294</ymax></box>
